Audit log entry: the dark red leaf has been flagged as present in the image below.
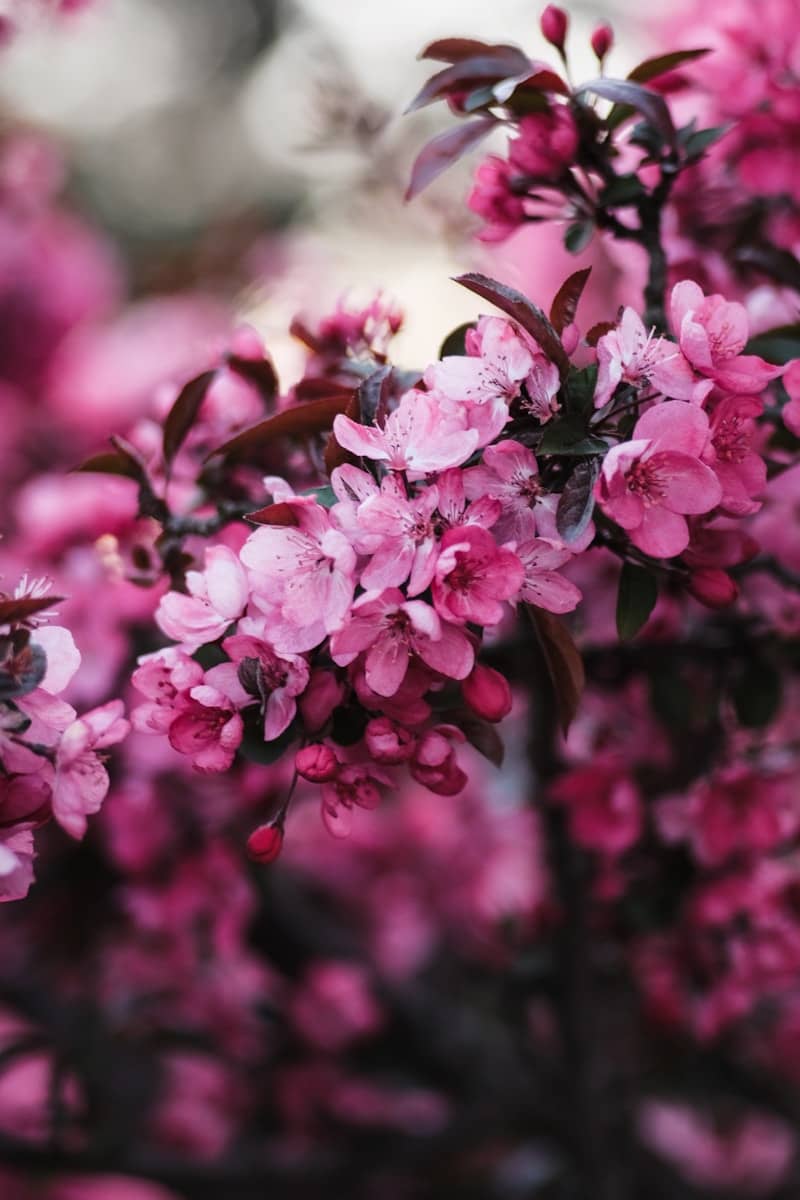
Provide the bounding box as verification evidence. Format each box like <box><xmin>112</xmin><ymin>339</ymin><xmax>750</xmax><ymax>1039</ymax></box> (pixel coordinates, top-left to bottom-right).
<box><xmin>406</xmin><ymin>117</ymin><xmax>496</xmax><ymax>200</ymax></box>
<box><xmin>162</xmin><ymin>370</ymin><xmax>216</xmax><ymax>466</ymax></box>
<box><xmin>419</xmin><ymin>38</ymin><xmax>519</xmax><ymax>63</ymax></box>
<box><xmin>627</xmin><ymin>48</ymin><xmax>710</xmax><ymax>85</ymax></box>
<box><xmin>406</xmin><ymin>49</ymin><xmax>533</xmax><ymax>113</ymax></box>
<box><xmin>585</xmin><ymin>320</ymin><xmax>616</xmax><ymax>346</ymax></box>
<box><xmin>0</xmin><ymin>596</ymin><xmax>64</xmax><ymax>625</ymax></box>
<box><xmin>208</xmin><ymin>395</ymin><xmax>353</xmax><ymax>463</ymax></box>
<box><xmin>577</xmin><ymin>77</ymin><xmax>676</xmax><ymax>146</ymax></box>
<box><xmin>549</xmin><ymin>267</ymin><xmax>592</xmax><ymax>333</ymax></box>
<box><xmin>454</xmin><ymin>272</ymin><xmax>569</xmax><ymax>378</ymax></box>
<box><xmin>527</xmin><ymin>605</ymin><xmax>585</xmax><ymax>735</ymax></box>
<box><xmin>245</xmin><ymin>502</ymin><xmax>299</xmax><ymax>527</ymax></box>
<box><xmin>295</xmin><ymin>378</ymin><xmax>356</xmax><ymax>402</ymax></box>
<box><xmin>324</xmin><ymin>388</ymin><xmax>362</xmax><ymax>475</ymax></box>
<box><xmin>227</xmin><ymin>355</ymin><xmax>278</xmax><ymax>407</ymax></box>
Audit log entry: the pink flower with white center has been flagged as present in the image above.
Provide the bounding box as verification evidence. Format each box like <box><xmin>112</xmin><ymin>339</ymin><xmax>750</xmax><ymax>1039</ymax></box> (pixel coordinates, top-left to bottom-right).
<box><xmin>357</xmin><ymin>478</ymin><xmax>439</xmax><ymax>596</ymax></box>
<box><xmin>332</xmin><ymin>389</ymin><xmax>479</xmax><ymax>478</ymax></box>
<box><xmin>705</xmin><ymin>394</ymin><xmax>766</xmax><ymax>516</ymax></box>
<box><xmin>425</xmin><ymin>317</ymin><xmax>535</xmax><ymax>445</ymax></box>
<box><xmin>320</xmin><ymin>762</ymin><xmax>388</xmax><ymax>838</ymax></box>
<box><xmin>241</xmin><ymin>497</ymin><xmax>356</xmax><ymax>653</ymax></box>
<box><xmin>464</xmin><ymin>439</ymin><xmax>592</xmax><ymax>549</ymax></box>
<box><xmin>597</xmin><ymin>401</ymin><xmax>723</xmax><ymax>559</ymax></box>
<box><xmin>167</xmin><ymin>681</ymin><xmax>244</xmax><ymax>773</ymax></box>
<box><xmin>156</xmin><ymin>545</ymin><xmax>248</xmax><ymax>652</ymax></box>
<box><xmin>432</xmin><ymin>526</ymin><xmax>523</xmax><ymax>626</ymax></box>
<box><xmin>131</xmin><ymin>647</ymin><xmax>204</xmax><ymax>735</ymax></box>
<box><xmin>594</xmin><ymin>307</ymin><xmax>712</xmax><ymax>410</ymax></box>
<box><xmin>52</xmin><ymin>700</ymin><xmax>129</xmax><ymax>838</ymax></box>
<box><xmin>31</xmin><ymin>625</ymin><xmax>80</xmax><ymax>694</ymax></box>
<box><xmin>222</xmin><ymin>618</ymin><xmax>309</xmax><ymax>741</ymax></box>
<box><xmin>516</xmin><ymin>538</ymin><xmax>582</xmax><ymax>613</ymax></box>
<box><xmin>330</xmin><ymin>588</ymin><xmax>474</xmax><ymax>697</ymax></box>
<box><xmin>670</xmin><ymin>279</ymin><xmax>784</xmax><ymax>394</ymax></box>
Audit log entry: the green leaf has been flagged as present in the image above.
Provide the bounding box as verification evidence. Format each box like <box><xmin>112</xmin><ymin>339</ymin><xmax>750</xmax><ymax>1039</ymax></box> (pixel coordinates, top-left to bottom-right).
<box><xmin>681</xmin><ymin>124</ymin><xmax>731</xmax><ymax>160</ymax></box>
<box><xmin>538</xmin><ymin>417</ymin><xmax>607</xmax><ymax>455</ymax></box>
<box><xmin>616</xmin><ymin>561</ymin><xmax>658</xmax><ymax>639</ymax></box>
<box><xmin>598</xmin><ymin>173</ymin><xmax>645</xmax><ymax>207</ymax></box>
<box><xmin>562</xmin><ymin>365</ymin><xmax>598</xmax><ymax>416</ymax></box>
<box><xmin>0</xmin><ymin>643</ymin><xmax>47</xmax><ymax>700</ymax></box>
<box><xmin>439</xmin><ymin>321</ymin><xmax>475</xmax><ymax>358</ymax></box>
<box><xmin>556</xmin><ymin>458</ymin><xmax>599</xmax><ymax>544</ymax></box>
<box><xmin>732</xmin><ymin>659</ymin><xmax>782</xmax><ymax>728</ymax></box>
<box><xmin>745</xmin><ymin>324</ymin><xmax>800</xmax><ymax>364</ymax></box>
<box><xmin>564</xmin><ymin>221</ymin><xmax>593</xmax><ymax>254</ymax></box>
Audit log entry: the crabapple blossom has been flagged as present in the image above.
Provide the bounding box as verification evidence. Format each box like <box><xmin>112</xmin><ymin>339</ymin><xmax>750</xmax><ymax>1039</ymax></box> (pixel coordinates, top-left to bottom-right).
<box><xmin>156</xmin><ymin>546</ymin><xmax>248</xmax><ymax>652</ymax></box>
<box><xmin>332</xmin><ymin>389</ymin><xmax>479</xmax><ymax>476</ymax></box>
<box><xmin>669</xmin><ymin>280</ymin><xmax>783</xmax><ymax>394</ymax></box>
<box><xmin>432</xmin><ymin>527</ymin><xmax>523</xmax><ymax>626</ymax></box>
<box><xmin>594</xmin><ymin>306</ymin><xmax>712</xmax><ymax>409</ymax></box>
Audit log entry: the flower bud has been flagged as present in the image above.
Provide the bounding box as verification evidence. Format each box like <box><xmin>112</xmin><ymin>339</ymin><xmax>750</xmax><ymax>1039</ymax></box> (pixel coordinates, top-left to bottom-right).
<box><xmin>687</xmin><ymin>568</ymin><xmax>738</xmax><ymax>609</ymax></box>
<box><xmin>295</xmin><ymin>743</ymin><xmax>338</xmax><ymax>783</ymax></box>
<box><xmin>590</xmin><ymin>22</ymin><xmax>613</xmax><ymax>62</ymax></box>
<box><xmin>462</xmin><ymin>663</ymin><xmax>513</xmax><ymax>722</ymax></box>
<box><xmin>299</xmin><ymin>669</ymin><xmax>346</xmax><ymax>732</ymax></box>
<box><xmin>247</xmin><ymin>822</ymin><xmax>283</xmax><ymax>864</ymax></box>
<box><xmin>540</xmin><ymin>5</ymin><xmax>568</xmax><ymax>51</ymax></box>
<box><xmin>365</xmin><ymin>717</ymin><xmax>416</xmax><ymax>764</ymax></box>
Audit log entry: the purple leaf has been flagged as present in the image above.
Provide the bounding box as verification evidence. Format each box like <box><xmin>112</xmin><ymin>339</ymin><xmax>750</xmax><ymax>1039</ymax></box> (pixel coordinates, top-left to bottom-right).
<box><xmin>406</xmin><ymin>118</ymin><xmax>496</xmax><ymax>200</ymax></box>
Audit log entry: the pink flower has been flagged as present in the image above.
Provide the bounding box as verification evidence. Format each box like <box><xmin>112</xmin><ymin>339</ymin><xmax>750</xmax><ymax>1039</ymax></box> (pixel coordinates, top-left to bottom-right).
<box><xmin>0</xmin><ymin>829</ymin><xmax>35</xmax><ymax>903</ymax></box>
<box><xmin>410</xmin><ymin>726</ymin><xmax>468</xmax><ymax>795</ymax></box>
<box><xmin>551</xmin><ymin>761</ymin><xmax>642</xmax><ymax>857</ymax></box>
<box><xmin>320</xmin><ymin>763</ymin><xmax>387</xmax><ymax>838</ymax></box>
<box><xmin>131</xmin><ymin>647</ymin><xmax>204</xmax><ymax>734</ymax></box>
<box><xmin>222</xmin><ymin>618</ymin><xmax>309</xmax><ymax>741</ymax></box>
<box><xmin>468</xmin><ymin>155</ymin><xmax>526</xmax><ymax>242</ymax></box>
<box><xmin>167</xmin><ymin>681</ymin><xmax>243</xmax><ymax>773</ymax></box>
<box><xmin>516</xmin><ymin>538</ymin><xmax>582</xmax><ymax>612</ymax></box>
<box><xmin>356</xmin><ymin>476</ymin><xmax>440</xmax><ymax>595</ymax></box>
<box><xmin>31</xmin><ymin>624</ymin><xmax>81</xmax><ymax>694</ymax></box>
<box><xmin>461</xmin><ymin>663</ymin><xmax>512</xmax><ymax>722</ymax></box>
<box><xmin>435</xmin><ymin>468</ymin><xmax>501</xmax><ymax>532</ymax></box>
<box><xmin>705</xmin><ymin>394</ymin><xmax>766</xmax><ymax>516</ymax></box>
<box><xmin>783</xmin><ymin>359</ymin><xmax>800</xmax><ymax>437</ymax></box>
<box><xmin>52</xmin><ymin>700</ymin><xmax>129</xmax><ymax>838</ymax></box>
<box><xmin>241</xmin><ymin>497</ymin><xmax>356</xmax><ymax>653</ymax></box>
<box><xmin>597</xmin><ymin>401</ymin><xmax>723</xmax><ymax>558</ymax></box>
<box><xmin>432</xmin><ymin>526</ymin><xmax>523</xmax><ymax>626</ymax></box>
<box><xmin>670</xmin><ymin>280</ymin><xmax>783</xmax><ymax>394</ymax></box>
<box><xmin>508</xmin><ymin>106</ymin><xmax>578</xmax><ymax>181</ymax></box>
<box><xmin>594</xmin><ymin>307</ymin><xmax>711</xmax><ymax>409</ymax></box>
<box><xmin>330</xmin><ymin>589</ymin><xmax>474</xmax><ymax>697</ymax></box>
<box><xmin>332</xmin><ymin>390</ymin><xmax>479</xmax><ymax>478</ymax></box>
<box><xmin>156</xmin><ymin>546</ymin><xmax>248</xmax><ymax>652</ymax></box>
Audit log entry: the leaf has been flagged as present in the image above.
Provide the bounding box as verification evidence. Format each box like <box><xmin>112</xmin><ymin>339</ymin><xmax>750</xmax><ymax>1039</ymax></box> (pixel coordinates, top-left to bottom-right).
<box><xmin>406</xmin><ymin>49</ymin><xmax>533</xmax><ymax>112</ymax></box>
<box><xmin>745</xmin><ymin>324</ymin><xmax>800</xmax><ymax>364</ymax></box>
<box><xmin>736</xmin><ymin>245</ymin><xmax>800</xmax><ymax>293</ymax></box>
<box><xmin>357</xmin><ymin>365</ymin><xmax>393</xmax><ymax>426</ymax></box>
<box><xmin>564</xmin><ymin>221</ymin><xmax>593</xmax><ymax>254</ymax></box>
<box><xmin>527</xmin><ymin>606</ymin><xmax>585</xmax><ymax>736</ymax></box>
<box><xmin>556</xmin><ymin>458</ymin><xmax>599</xmax><ymax>544</ymax></box>
<box><xmin>585</xmin><ymin>320</ymin><xmax>616</xmax><ymax>346</ymax></box>
<box><xmin>732</xmin><ymin>659</ymin><xmax>782</xmax><ymax>728</ymax></box>
<box><xmin>0</xmin><ymin>596</ymin><xmax>64</xmax><ymax>625</ymax></box>
<box><xmin>598</xmin><ymin>173</ymin><xmax>645</xmax><ymax>207</ymax></box>
<box><xmin>616</xmin><ymin>561</ymin><xmax>658</xmax><ymax>639</ymax></box>
<box><xmin>227</xmin><ymin>355</ymin><xmax>278</xmax><ymax>406</ymax></box>
<box><xmin>162</xmin><ymin>370</ymin><xmax>216</xmax><ymax>466</ymax></box>
<box><xmin>439</xmin><ymin>321</ymin><xmax>475</xmax><ymax>358</ymax></box>
<box><xmin>681</xmin><ymin>123</ymin><xmax>731</xmax><ymax>160</ymax></box>
<box><xmin>208</xmin><ymin>395</ymin><xmax>353</xmax><ymax>463</ymax></box>
<box><xmin>562</xmin><ymin>364</ymin><xmax>598</xmax><ymax>416</ymax></box>
<box><xmin>460</xmin><ymin>712</ymin><xmax>505</xmax><ymax>767</ymax></box>
<box><xmin>454</xmin><ymin>272</ymin><xmax>569</xmax><ymax>378</ymax></box>
<box><xmin>626</xmin><ymin>47</ymin><xmax>710</xmax><ymax>84</ymax></box>
<box><xmin>74</xmin><ymin>441</ymin><xmax>147</xmax><ymax>482</ymax></box>
<box><xmin>406</xmin><ymin>118</ymin><xmax>496</xmax><ymax>200</ymax></box>
<box><xmin>578</xmin><ymin>77</ymin><xmax>676</xmax><ymax>147</ymax></box>
<box><xmin>538</xmin><ymin>417</ymin><xmax>607</xmax><ymax>455</ymax></box>
<box><xmin>549</xmin><ymin>268</ymin><xmax>592</xmax><ymax>333</ymax></box>
<box><xmin>245</xmin><ymin>502</ymin><xmax>299</xmax><ymax>527</ymax></box>
<box><xmin>0</xmin><ymin>643</ymin><xmax>47</xmax><ymax>700</ymax></box>
<box><xmin>419</xmin><ymin>38</ymin><xmax>521</xmax><ymax>64</ymax></box>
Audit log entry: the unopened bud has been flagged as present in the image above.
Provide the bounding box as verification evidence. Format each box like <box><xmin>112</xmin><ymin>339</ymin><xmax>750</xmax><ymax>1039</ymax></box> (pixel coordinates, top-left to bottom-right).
<box><xmin>365</xmin><ymin>717</ymin><xmax>416</xmax><ymax>764</ymax></box>
<box><xmin>687</xmin><ymin>568</ymin><xmax>738</xmax><ymax>609</ymax></box>
<box><xmin>462</xmin><ymin>663</ymin><xmax>513</xmax><ymax>722</ymax></box>
<box><xmin>540</xmin><ymin>5</ymin><xmax>568</xmax><ymax>51</ymax></box>
<box><xmin>590</xmin><ymin>22</ymin><xmax>613</xmax><ymax>62</ymax></box>
<box><xmin>295</xmin><ymin>743</ymin><xmax>338</xmax><ymax>783</ymax></box>
<box><xmin>247</xmin><ymin>823</ymin><xmax>283</xmax><ymax>864</ymax></box>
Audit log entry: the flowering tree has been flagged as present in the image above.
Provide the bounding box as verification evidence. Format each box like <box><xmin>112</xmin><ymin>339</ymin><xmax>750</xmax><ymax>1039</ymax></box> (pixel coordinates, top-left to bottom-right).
<box><xmin>1</xmin><ymin>2</ymin><xmax>800</xmax><ymax>1197</ymax></box>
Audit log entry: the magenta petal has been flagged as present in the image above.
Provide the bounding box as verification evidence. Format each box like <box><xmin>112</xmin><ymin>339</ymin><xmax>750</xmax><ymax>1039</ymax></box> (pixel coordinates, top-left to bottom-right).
<box><xmin>365</xmin><ymin>635</ymin><xmax>410</xmax><ymax>697</ymax></box>
<box><xmin>630</xmin><ymin>507</ymin><xmax>689</xmax><ymax>558</ymax></box>
<box><xmin>652</xmin><ymin>453</ymin><xmax>722</xmax><ymax>514</ymax></box>
<box><xmin>634</xmin><ymin>401</ymin><xmax>710</xmax><ymax>457</ymax></box>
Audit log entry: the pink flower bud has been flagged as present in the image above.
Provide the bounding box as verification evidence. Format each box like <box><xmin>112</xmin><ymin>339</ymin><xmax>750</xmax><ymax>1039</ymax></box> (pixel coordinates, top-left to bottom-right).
<box><xmin>365</xmin><ymin>717</ymin><xmax>416</xmax><ymax>764</ymax></box>
<box><xmin>540</xmin><ymin>5</ymin><xmax>568</xmax><ymax>50</ymax></box>
<box><xmin>561</xmin><ymin>321</ymin><xmax>580</xmax><ymax>356</ymax></box>
<box><xmin>247</xmin><ymin>823</ymin><xmax>283</xmax><ymax>864</ymax></box>
<box><xmin>295</xmin><ymin>743</ymin><xmax>338</xmax><ymax>783</ymax></box>
<box><xmin>590</xmin><ymin>22</ymin><xmax>613</xmax><ymax>61</ymax></box>
<box><xmin>462</xmin><ymin>663</ymin><xmax>513</xmax><ymax>723</ymax></box>
<box><xmin>687</xmin><ymin>568</ymin><xmax>738</xmax><ymax>609</ymax></box>
<box><xmin>298</xmin><ymin>669</ymin><xmax>346</xmax><ymax>733</ymax></box>
<box><xmin>229</xmin><ymin>323</ymin><xmax>264</xmax><ymax>360</ymax></box>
